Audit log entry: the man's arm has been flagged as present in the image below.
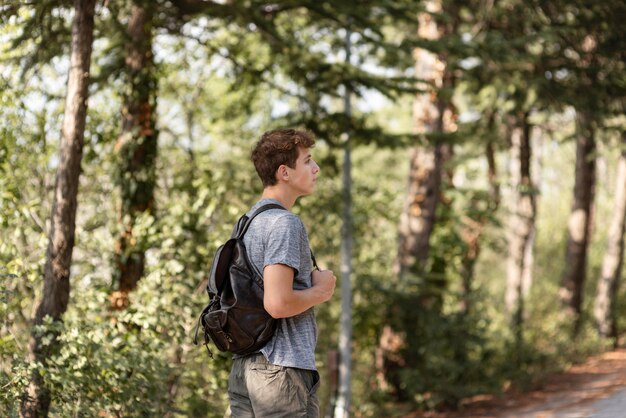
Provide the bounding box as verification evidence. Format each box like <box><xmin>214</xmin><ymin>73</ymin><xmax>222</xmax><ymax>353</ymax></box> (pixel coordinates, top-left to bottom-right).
<box><xmin>263</xmin><ymin>264</ymin><xmax>336</xmax><ymax>319</ymax></box>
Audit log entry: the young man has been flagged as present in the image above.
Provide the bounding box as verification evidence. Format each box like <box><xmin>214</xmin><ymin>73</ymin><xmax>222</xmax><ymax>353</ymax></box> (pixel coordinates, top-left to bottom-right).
<box><xmin>228</xmin><ymin>128</ymin><xmax>336</xmax><ymax>417</ymax></box>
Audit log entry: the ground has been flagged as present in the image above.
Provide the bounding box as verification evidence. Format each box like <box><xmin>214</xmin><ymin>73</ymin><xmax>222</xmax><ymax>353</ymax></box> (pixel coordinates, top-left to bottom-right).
<box><xmin>403</xmin><ymin>349</ymin><xmax>626</xmax><ymax>418</ymax></box>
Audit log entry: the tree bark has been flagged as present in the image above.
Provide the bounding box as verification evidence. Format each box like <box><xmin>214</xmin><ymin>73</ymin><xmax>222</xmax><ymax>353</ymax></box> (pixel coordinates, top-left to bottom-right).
<box><xmin>559</xmin><ymin>112</ymin><xmax>596</xmax><ymax>333</ymax></box>
<box><xmin>394</xmin><ymin>0</ymin><xmax>453</xmax><ymax>279</ymax></box>
<box><xmin>594</xmin><ymin>132</ymin><xmax>626</xmax><ymax>344</ymax></box>
<box><xmin>20</xmin><ymin>0</ymin><xmax>96</xmax><ymax>416</ymax></box>
<box><xmin>505</xmin><ymin>113</ymin><xmax>535</xmax><ymax>334</ymax></box>
<box><xmin>111</xmin><ymin>1</ymin><xmax>158</xmax><ymax>309</ymax></box>
<box><xmin>395</xmin><ymin>145</ymin><xmax>447</xmax><ymax>277</ymax></box>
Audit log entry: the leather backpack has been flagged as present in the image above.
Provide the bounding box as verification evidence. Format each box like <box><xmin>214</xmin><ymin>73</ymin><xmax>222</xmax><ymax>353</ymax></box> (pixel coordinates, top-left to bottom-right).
<box><xmin>193</xmin><ymin>204</ymin><xmax>285</xmax><ymax>356</ymax></box>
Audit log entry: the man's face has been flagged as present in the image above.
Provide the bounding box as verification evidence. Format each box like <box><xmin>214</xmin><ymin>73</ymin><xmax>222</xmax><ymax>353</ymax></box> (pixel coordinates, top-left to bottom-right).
<box><xmin>285</xmin><ymin>147</ymin><xmax>320</xmax><ymax>196</ymax></box>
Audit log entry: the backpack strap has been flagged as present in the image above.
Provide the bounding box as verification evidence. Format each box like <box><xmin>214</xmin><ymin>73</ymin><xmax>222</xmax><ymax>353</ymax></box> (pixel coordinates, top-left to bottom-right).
<box><xmin>244</xmin><ymin>204</ymin><xmax>321</xmax><ymax>273</ymax></box>
<box><xmin>311</xmin><ymin>250</ymin><xmax>319</xmax><ymax>271</ymax></box>
<box><xmin>212</xmin><ymin>203</ymin><xmax>286</xmax><ymax>296</ymax></box>
<box><xmin>235</xmin><ymin>203</ymin><xmax>286</xmax><ymax>239</ymax></box>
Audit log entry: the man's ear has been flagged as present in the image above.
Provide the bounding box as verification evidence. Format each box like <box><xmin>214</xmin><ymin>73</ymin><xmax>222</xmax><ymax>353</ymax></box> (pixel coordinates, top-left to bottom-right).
<box><xmin>277</xmin><ymin>165</ymin><xmax>289</xmax><ymax>181</ymax></box>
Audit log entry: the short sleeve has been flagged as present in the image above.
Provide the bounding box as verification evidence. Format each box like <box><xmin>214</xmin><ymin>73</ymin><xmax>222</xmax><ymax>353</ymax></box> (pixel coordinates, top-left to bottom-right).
<box><xmin>263</xmin><ymin>214</ymin><xmax>304</xmax><ymax>275</ymax></box>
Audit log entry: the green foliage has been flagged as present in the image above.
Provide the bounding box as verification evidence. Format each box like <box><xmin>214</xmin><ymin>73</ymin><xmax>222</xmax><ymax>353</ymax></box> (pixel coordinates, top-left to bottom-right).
<box><xmin>0</xmin><ymin>1</ymin><xmax>73</xmax><ymax>75</ymax></box>
<box><xmin>43</xmin><ymin>309</ymin><xmax>172</xmax><ymax>417</ymax></box>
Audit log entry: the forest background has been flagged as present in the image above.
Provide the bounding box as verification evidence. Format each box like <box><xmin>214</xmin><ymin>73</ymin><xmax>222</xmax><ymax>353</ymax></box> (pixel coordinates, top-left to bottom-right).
<box><xmin>1</xmin><ymin>0</ymin><xmax>625</xmax><ymax>417</ymax></box>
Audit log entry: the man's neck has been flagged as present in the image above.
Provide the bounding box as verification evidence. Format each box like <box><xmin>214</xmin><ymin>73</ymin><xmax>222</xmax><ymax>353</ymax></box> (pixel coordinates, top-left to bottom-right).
<box><xmin>261</xmin><ymin>187</ymin><xmax>296</xmax><ymax>210</ymax></box>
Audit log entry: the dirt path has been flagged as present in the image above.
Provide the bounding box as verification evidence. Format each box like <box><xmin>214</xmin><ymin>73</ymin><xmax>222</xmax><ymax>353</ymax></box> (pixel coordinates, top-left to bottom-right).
<box><xmin>454</xmin><ymin>349</ymin><xmax>626</xmax><ymax>418</ymax></box>
<box><xmin>406</xmin><ymin>349</ymin><xmax>626</xmax><ymax>418</ymax></box>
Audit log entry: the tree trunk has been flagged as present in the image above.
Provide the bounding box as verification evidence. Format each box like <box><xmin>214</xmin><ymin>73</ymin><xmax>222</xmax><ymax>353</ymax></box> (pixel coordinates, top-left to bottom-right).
<box><xmin>505</xmin><ymin>112</ymin><xmax>535</xmax><ymax>337</ymax></box>
<box><xmin>521</xmin><ymin>126</ymin><xmax>544</xmax><ymax>300</ymax></box>
<box><xmin>380</xmin><ymin>0</ymin><xmax>455</xmax><ymax>398</ymax></box>
<box><xmin>111</xmin><ymin>1</ymin><xmax>158</xmax><ymax>309</ymax></box>
<box><xmin>20</xmin><ymin>0</ymin><xmax>96</xmax><ymax>416</ymax></box>
<box><xmin>394</xmin><ymin>0</ymin><xmax>453</xmax><ymax>280</ymax></box>
<box><xmin>559</xmin><ymin>112</ymin><xmax>596</xmax><ymax>333</ymax></box>
<box><xmin>395</xmin><ymin>144</ymin><xmax>447</xmax><ymax>277</ymax></box>
<box><xmin>594</xmin><ymin>132</ymin><xmax>626</xmax><ymax>344</ymax></box>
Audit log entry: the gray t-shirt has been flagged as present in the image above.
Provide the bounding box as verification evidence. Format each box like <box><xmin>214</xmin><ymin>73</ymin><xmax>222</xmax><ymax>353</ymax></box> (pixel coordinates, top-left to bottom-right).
<box><xmin>242</xmin><ymin>198</ymin><xmax>318</xmax><ymax>371</ymax></box>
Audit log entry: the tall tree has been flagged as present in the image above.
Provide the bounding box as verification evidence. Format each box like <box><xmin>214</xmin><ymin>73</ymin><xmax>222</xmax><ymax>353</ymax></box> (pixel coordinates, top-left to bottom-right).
<box><xmin>558</xmin><ymin>112</ymin><xmax>596</xmax><ymax>332</ymax></box>
<box><xmin>379</xmin><ymin>0</ymin><xmax>458</xmax><ymax>399</ymax></box>
<box><xmin>110</xmin><ymin>0</ymin><xmax>158</xmax><ymax>308</ymax></box>
<box><xmin>20</xmin><ymin>0</ymin><xmax>97</xmax><ymax>415</ymax></box>
<box><xmin>471</xmin><ymin>0</ymin><xmax>545</xmax><ymax>331</ymax></box>
<box><xmin>505</xmin><ymin>113</ymin><xmax>536</xmax><ymax>338</ymax></box>
<box><xmin>394</xmin><ymin>0</ymin><xmax>454</xmax><ymax>279</ymax></box>
<box><xmin>594</xmin><ymin>132</ymin><xmax>626</xmax><ymax>344</ymax></box>
<box><xmin>538</xmin><ymin>0</ymin><xmax>624</xmax><ymax>334</ymax></box>
<box><xmin>533</xmin><ymin>0</ymin><xmax>625</xmax><ymax>334</ymax></box>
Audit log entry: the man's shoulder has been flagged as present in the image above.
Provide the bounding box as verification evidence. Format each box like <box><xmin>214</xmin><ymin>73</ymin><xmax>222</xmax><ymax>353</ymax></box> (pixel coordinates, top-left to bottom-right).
<box><xmin>244</xmin><ymin>201</ymin><xmax>300</xmax><ymax>233</ymax></box>
<box><xmin>247</xmin><ymin>200</ymin><xmax>299</xmax><ymax>221</ymax></box>
<box><xmin>257</xmin><ymin>209</ymin><xmax>302</xmax><ymax>231</ymax></box>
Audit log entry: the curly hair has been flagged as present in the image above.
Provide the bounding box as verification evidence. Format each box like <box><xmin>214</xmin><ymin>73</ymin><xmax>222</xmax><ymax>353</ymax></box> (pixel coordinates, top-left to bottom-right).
<box><xmin>251</xmin><ymin>128</ymin><xmax>316</xmax><ymax>187</ymax></box>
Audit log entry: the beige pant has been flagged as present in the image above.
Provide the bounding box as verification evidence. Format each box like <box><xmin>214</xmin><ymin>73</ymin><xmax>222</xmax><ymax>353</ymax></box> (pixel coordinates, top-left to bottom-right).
<box><xmin>227</xmin><ymin>353</ymin><xmax>320</xmax><ymax>418</ymax></box>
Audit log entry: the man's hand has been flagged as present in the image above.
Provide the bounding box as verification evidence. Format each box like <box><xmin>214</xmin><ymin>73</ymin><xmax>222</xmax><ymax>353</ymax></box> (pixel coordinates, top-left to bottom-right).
<box><xmin>264</xmin><ymin>264</ymin><xmax>336</xmax><ymax>318</ymax></box>
<box><xmin>312</xmin><ymin>269</ymin><xmax>336</xmax><ymax>302</ymax></box>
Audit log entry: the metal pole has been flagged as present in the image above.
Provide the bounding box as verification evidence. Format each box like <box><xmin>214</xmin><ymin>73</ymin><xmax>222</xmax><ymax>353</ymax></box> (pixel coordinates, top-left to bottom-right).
<box><xmin>333</xmin><ymin>24</ymin><xmax>353</xmax><ymax>418</ymax></box>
